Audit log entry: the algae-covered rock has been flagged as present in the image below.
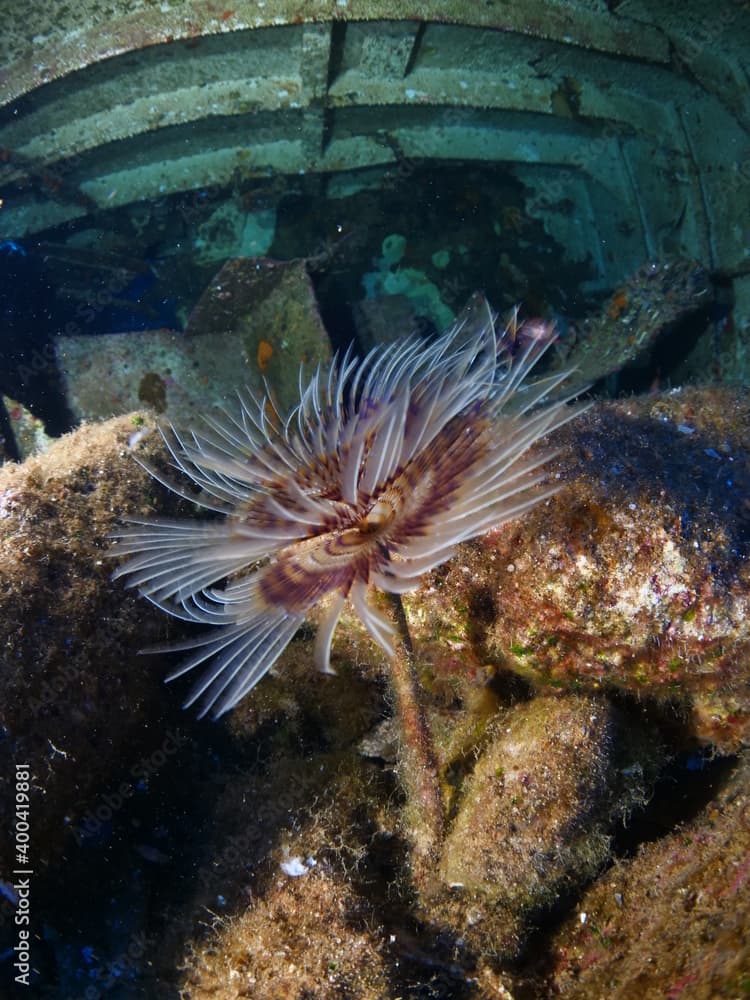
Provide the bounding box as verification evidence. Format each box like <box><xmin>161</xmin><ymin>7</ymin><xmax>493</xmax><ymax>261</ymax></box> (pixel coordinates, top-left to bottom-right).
<box><xmin>179</xmin><ymin>752</ymin><xmax>398</xmax><ymax>1000</ymax></box>
<box><xmin>183</xmin><ymin>867</ymin><xmax>391</xmax><ymax>1000</ymax></box>
<box><xmin>0</xmin><ymin>414</ymin><xmax>175</xmax><ymax>878</ymax></box>
<box><xmin>409</xmin><ymin>386</ymin><xmax>750</xmax><ymax>752</ymax></box>
<box><xmin>431</xmin><ymin>696</ymin><xmax>618</xmax><ymax>958</ymax></box>
<box><xmin>548</xmin><ymin>753</ymin><xmax>750</xmax><ymax>1000</ymax></box>
<box><xmin>441</xmin><ymin>696</ymin><xmax>614</xmax><ymax>897</ymax></box>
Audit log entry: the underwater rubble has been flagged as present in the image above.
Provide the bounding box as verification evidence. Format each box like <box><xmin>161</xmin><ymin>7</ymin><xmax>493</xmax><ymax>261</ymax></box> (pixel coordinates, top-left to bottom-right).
<box><xmin>35</xmin><ymin>254</ymin><xmax>716</xmax><ymax>452</ymax></box>
<box><xmin>420</xmin><ymin>385</ymin><xmax>750</xmax><ymax>753</ymax></box>
<box><xmin>55</xmin><ymin>257</ymin><xmax>332</xmax><ymax>430</ymax></box>
<box><xmin>0</xmin><ymin>415</ymin><xmax>173</xmax><ymax>887</ymax></box>
<box><xmin>549</xmin><ymin>753</ymin><xmax>750</xmax><ymax>1000</ymax></box>
<box><xmin>547</xmin><ymin>257</ymin><xmax>713</xmax><ymax>392</ymax></box>
<box><xmin>0</xmin><ymin>380</ymin><xmax>748</xmax><ymax>996</ymax></box>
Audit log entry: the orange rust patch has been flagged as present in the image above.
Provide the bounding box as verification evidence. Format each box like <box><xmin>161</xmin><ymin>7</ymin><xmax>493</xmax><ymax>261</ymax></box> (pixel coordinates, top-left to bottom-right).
<box><xmin>607</xmin><ymin>289</ymin><xmax>628</xmax><ymax>321</ymax></box>
<box><xmin>257</xmin><ymin>339</ymin><xmax>274</xmax><ymax>372</ymax></box>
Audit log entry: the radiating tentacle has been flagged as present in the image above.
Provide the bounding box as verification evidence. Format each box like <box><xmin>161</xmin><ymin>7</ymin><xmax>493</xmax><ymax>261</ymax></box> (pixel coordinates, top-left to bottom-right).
<box><xmin>111</xmin><ymin>292</ymin><xmax>588</xmax><ymax>717</ymax></box>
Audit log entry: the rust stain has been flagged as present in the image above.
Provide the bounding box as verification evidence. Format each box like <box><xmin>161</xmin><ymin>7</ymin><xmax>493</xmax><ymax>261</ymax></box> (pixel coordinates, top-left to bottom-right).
<box><xmin>607</xmin><ymin>289</ymin><xmax>628</xmax><ymax>321</ymax></box>
<box><xmin>257</xmin><ymin>339</ymin><xmax>274</xmax><ymax>372</ymax></box>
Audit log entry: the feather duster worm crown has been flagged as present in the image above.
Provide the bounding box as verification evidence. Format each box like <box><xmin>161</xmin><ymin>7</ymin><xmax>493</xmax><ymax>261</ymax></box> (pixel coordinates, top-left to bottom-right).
<box><xmin>112</xmin><ymin>293</ymin><xmax>583</xmax><ymax>718</ymax></box>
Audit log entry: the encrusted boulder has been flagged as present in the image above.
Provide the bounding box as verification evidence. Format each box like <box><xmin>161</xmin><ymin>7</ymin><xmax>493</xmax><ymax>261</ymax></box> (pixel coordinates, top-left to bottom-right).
<box><xmin>409</xmin><ymin>386</ymin><xmax>750</xmax><ymax>753</ymax></box>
